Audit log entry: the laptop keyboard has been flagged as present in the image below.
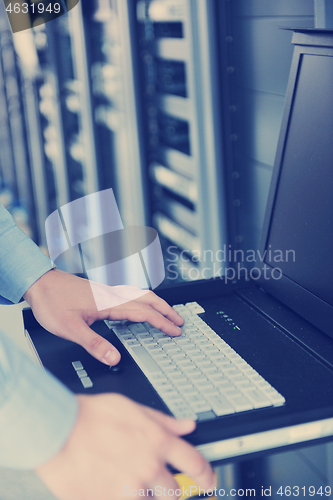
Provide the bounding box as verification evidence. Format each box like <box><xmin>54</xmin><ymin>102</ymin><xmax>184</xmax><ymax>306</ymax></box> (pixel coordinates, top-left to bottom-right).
<box><xmin>107</xmin><ymin>302</ymin><xmax>285</xmax><ymax>422</ymax></box>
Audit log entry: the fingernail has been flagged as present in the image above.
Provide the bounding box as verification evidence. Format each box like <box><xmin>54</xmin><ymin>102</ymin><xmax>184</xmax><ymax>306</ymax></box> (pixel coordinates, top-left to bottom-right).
<box><xmin>102</xmin><ymin>350</ymin><xmax>117</xmax><ymax>365</ymax></box>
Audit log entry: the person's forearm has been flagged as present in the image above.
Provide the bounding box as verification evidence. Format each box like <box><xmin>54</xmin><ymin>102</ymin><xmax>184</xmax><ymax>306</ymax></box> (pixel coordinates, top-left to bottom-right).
<box><xmin>0</xmin><ymin>330</ymin><xmax>78</xmax><ymax>469</ymax></box>
<box><xmin>0</xmin><ymin>204</ymin><xmax>53</xmax><ymax>304</ymax></box>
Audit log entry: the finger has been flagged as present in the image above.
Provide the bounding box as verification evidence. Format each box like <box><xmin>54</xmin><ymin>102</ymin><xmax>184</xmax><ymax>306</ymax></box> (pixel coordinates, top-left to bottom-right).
<box><xmin>89</xmin><ymin>285</ymin><xmax>184</xmax><ymax>336</ymax></box>
<box><xmin>105</xmin><ymin>302</ymin><xmax>183</xmax><ymax>337</ymax></box>
<box><xmin>165</xmin><ymin>436</ymin><xmax>215</xmax><ymax>492</ymax></box>
<box><xmin>65</xmin><ymin>316</ymin><xmax>121</xmax><ymax>366</ymax></box>
<box><xmin>148</xmin><ymin>470</ymin><xmax>181</xmax><ymax>500</ymax></box>
<box><xmin>141</xmin><ymin>307</ymin><xmax>182</xmax><ymax>336</ymax></box>
<box><xmin>137</xmin><ymin>293</ymin><xmax>184</xmax><ymax>328</ymax></box>
<box><xmin>142</xmin><ymin>406</ymin><xmax>196</xmax><ymax>437</ymax></box>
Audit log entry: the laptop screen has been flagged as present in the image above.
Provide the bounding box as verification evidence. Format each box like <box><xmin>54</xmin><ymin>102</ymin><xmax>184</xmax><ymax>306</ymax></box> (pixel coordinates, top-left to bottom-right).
<box><xmin>258</xmin><ymin>43</ymin><xmax>333</xmax><ymax>337</ymax></box>
<box><xmin>266</xmin><ymin>53</ymin><xmax>333</xmax><ymax>307</ymax></box>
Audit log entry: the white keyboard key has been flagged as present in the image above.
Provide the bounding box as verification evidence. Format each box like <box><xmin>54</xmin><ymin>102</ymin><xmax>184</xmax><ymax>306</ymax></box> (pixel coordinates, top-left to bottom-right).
<box><xmin>179</xmin><ymin>344</ymin><xmax>197</xmax><ymax>353</ymax></box>
<box><xmin>201</xmin><ymin>345</ymin><xmax>220</xmax><ymax>354</ymax></box>
<box><xmin>173</xmin><ymin>409</ymin><xmax>198</xmax><ymax>421</ymax></box>
<box><xmin>153</xmin><ymin>332</ymin><xmax>169</xmax><ymax>340</ymax></box>
<box><xmin>122</xmin><ymin>334</ymin><xmax>136</xmax><ymax>341</ymax></box>
<box><xmin>166</xmin><ymin>370</ymin><xmax>184</xmax><ymax>380</ymax></box>
<box><xmin>153</xmin><ymin>381</ymin><xmax>174</xmax><ymax>392</ymax></box>
<box><xmin>163</xmin><ymin>365</ymin><xmax>179</xmax><ymax>374</ymax></box>
<box><xmin>146</xmin><ymin>345</ymin><xmax>163</xmax><ymax>353</ymax></box>
<box><xmin>185</xmin><ymin>348</ymin><xmax>202</xmax><ymax>356</ymax></box>
<box><xmin>164</xmin><ymin>399</ymin><xmax>186</xmax><ymax>410</ymax></box>
<box><xmin>128</xmin><ymin>323</ymin><xmax>148</xmax><ymax>334</ymax></box>
<box><xmin>206</xmin><ymin>368</ymin><xmax>220</xmax><ymax>377</ymax></box>
<box><xmin>270</xmin><ymin>394</ymin><xmax>286</xmax><ymax>405</ymax></box>
<box><xmin>186</xmin><ymin>302</ymin><xmax>205</xmax><ymax>314</ymax></box>
<box><xmin>238</xmin><ymin>381</ymin><xmax>257</xmax><ymax>390</ymax></box>
<box><xmin>194</xmin><ymin>340</ymin><xmax>211</xmax><ymax>347</ymax></box>
<box><xmin>137</xmin><ymin>333</ymin><xmax>153</xmax><ymax>340</ymax></box>
<box><xmin>203</xmin><ymin>387</ymin><xmax>220</xmax><ymax>397</ymax></box>
<box><xmin>129</xmin><ymin>346</ymin><xmax>162</xmax><ymax>373</ymax></box>
<box><xmin>112</xmin><ymin>325</ymin><xmax>130</xmax><ymax>333</ymax></box>
<box><xmin>185</xmin><ymin>394</ymin><xmax>204</xmax><ymax>403</ymax></box>
<box><xmin>163</xmin><ymin>344</ymin><xmax>180</xmax><ymax>353</ymax></box>
<box><xmin>159</xmin><ymin>388</ymin><xmax>180</xmax><ymax>399</ymax></box>
<box><xmin>227</xmin><ymin>395</ymin><xmax>253</xmax><ymax>412</ymax></box>
<box><xmin>81</xmin><ymin>377</ymin><xmax>93</xmax><ymax>389</ymax></box>
<box><xmin>72</xmin><ymin>361</ymin><xmax>83</xmax><ymax>371</ymax></box>
<box><xmin>207</xmin><ymin>395</ymin><xmax>235</xmax><ymax>416</ymax></box>
<box><xmin>141</xmin><ymin>338</ymin><xmax>156</xmax><ymax>345</ymax></box>
<box><xmin>175</xmin><ymin>338</ymin><xmax>193</xmax><ymax>346</ymax></box>
<box><xmin>160</xmin><ymin>359</ymin><xmax>173</xmax><ymax>368</ymax></box>
<box><xmin>124</xmin><ymin>340</ymin><xmax>141</xmax><ymax>347</ymax></box>
<box><xmin>149</xmin><ymin>328</ymin><xmax>164</xmax><ymax>334</ymax></box>
<box><xmin>228</xmin><ymin>374</ymin><xmax>249</xmax><ymax>383</ymax></box>
<box><xmin>143</xmin><ymin>322</ymin><xmax>156</xmax><ymax>331</ymax></box>
<box><xmin>151</xmin><ymin>353</ymin><xmax>169</xmax><ymax>362</ymax></box>
<box><xmin>262</xmin><ymin>387</ymin><xmax>285</xmax><ymax>405</ymax></box>
<box><xmin>116</xmin><ymin>329</ymin><xmax>132</xmax><ymax>337</ymax></box>
<box><xmin>168</xmin><ymin>399</ymin><xmax>191</xmax><ymax>410</ymax></box>
<box><xmin>190</xmin><ymin>402</ymin><xmax>212</xmax><ymax>413</ymax></box>
<box><xmin>245</xmin><ymin>389</ymin><xmax>273</xmax><ymax>409</ymax></box>
<box><xmin>165</xmin><ymin>349</ymin><xmax>184</xmax><ymax>357</ymax></box>
<box><xmin>158</xmin><ymin>338</ymin><xmax>175</xmax><ymax>346</ymax></box>
<box><xmin>193</xmin><ymin>356</ymin><xmax>209</xmax><ymax>365</ymax></box>
<box><xmin>188</xmin><ymin>371</ymin><xmax>206</xmax><ymax>381</ymax></box>
<box><xmin>192</xmin><ymin>378</ymin><xmax>213</xmax><ymax>390</ymax></box>
<box><xmin>212</xmin><ymin>356</ymin><xmax>230</xmax><ymax>365</ymax></box>
<box><xmin>149</xmin><ymin>373</ymin><xmax>168</xmax><ymax>382</ymax></box>
<box><xmin>209</xmin><ymin>351</ymin><xmax>225</xmax><ymax>358</ymax></box>
<box><xmin>224</xmin><ymin>368</ymin><xmax>240</xmax><ymax>377</ymax></box>
<box><xmin>225</xmin><ymin>388</ymin><xmax>243</xmax><ymax>397</ymax></box>
<box><xmin>179</xmin><ymin>385</ymin><xmax>199</xmax><ymax>395</ymax></box>
<box><xmin>196</xmin><ymin>362</ymin><xmax>213</xmax><ymax>371</ymax></box>
<box><xmin>172</xmin><ymin>353</ymin><xmax>188</xmax><ymax>362</ymax></box>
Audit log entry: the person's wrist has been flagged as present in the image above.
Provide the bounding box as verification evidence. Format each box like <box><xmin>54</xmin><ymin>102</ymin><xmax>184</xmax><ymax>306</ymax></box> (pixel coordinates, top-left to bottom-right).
<box><xmin>23</xmin><ymin>268</ymin><xmax>57</xmax><ymax>304</ymax></box>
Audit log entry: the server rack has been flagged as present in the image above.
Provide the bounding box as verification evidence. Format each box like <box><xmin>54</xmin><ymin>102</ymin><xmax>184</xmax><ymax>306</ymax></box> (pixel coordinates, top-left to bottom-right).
<box><xmin>0</xmin><ymin>1</ymin><xmax>149</xmax><ymax>283</ymax></box>
<box><xmin>8</xmin><ymin>1</ymin><xmax>149</xmax><ymax>281</ymax></box>
<box><xmin>0</xmin><ymin>4</ymin><xmax>37</xmax><ymax>239</ymax></box>
<box><xmin>16</xmin><ymin>18</ymin><xmax>75</xmax><ymax>247</ymax></box>
<box><xmin>66</xmin><ymin>0</ymin><xmax>148</xmax><ymax>228</ymax></box>
<box><xmin>62</xmin><ymin>0</ymin><xmax>149</xmax><ymax>284</ymax></box>
<box><xmin>136</xmin><ymin>0</ymin><xmax>228</xmax><ymax>283</ymax></box>
<box><xmin>0</xmin><ymin>11</ymin><xmax>16</xmax><ymax>193</ymax></box>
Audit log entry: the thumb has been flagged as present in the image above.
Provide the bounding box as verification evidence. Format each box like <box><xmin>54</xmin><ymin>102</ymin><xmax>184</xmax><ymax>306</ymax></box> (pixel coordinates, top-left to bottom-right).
<box><xmin>69</xmin><ymin>318</ymin><xmax>121</xmax><ymax>366</ymax></box>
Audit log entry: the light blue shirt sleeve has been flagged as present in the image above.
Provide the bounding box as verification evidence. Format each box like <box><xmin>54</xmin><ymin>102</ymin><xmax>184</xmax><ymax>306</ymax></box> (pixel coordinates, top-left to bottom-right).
<box><xmin>0</xmin><ymin>203</ymin><xmax>53</xmax><ymax>304</ymax></box>
<box><xmin>0</xmin><ymin>203</ymin><xmax>78</xmax><ymax>469</ymax></box>
<box><xmin>0</xmin><ymin>330</ymin><xmax>78</xmax><ymax>469</ymax></box>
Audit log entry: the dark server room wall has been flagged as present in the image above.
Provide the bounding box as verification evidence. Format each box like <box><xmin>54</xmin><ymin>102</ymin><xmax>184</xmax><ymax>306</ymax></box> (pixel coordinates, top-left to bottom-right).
<box><xmin>218</xmin><ymin>0</ymin><xmax>315</xmax><ymax>255</ymax></box>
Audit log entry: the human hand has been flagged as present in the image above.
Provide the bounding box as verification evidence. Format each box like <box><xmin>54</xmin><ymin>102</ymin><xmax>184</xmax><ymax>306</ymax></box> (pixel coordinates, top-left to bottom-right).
<box><xmin>36</xmin><ymin>394</ymin><xmax>214</xmax><ymax>500</ymax></box>
<box><xmin>23</xmin><ymin>269</ymin><xmax>184</xmax><ymax>366</ymax></box>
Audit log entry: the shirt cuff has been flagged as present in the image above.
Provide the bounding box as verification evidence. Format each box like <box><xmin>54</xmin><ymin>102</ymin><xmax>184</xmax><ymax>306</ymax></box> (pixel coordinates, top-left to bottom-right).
<box><xmin>0</xmin><ymin>332</ymin><xmax>78</xmax><ymax>470</ymax></box>
<box><xmin>0</xmin><ymin>224</ymin><xmax>53</xmax><ymax>304</ymax></box>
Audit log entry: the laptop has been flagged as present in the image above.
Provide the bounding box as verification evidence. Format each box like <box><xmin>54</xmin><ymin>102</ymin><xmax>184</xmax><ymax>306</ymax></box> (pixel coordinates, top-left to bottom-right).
<box><xmin>24</xmin><ymin>29</ymin><xmax>333</xmax><ymax>465</ymax></box>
